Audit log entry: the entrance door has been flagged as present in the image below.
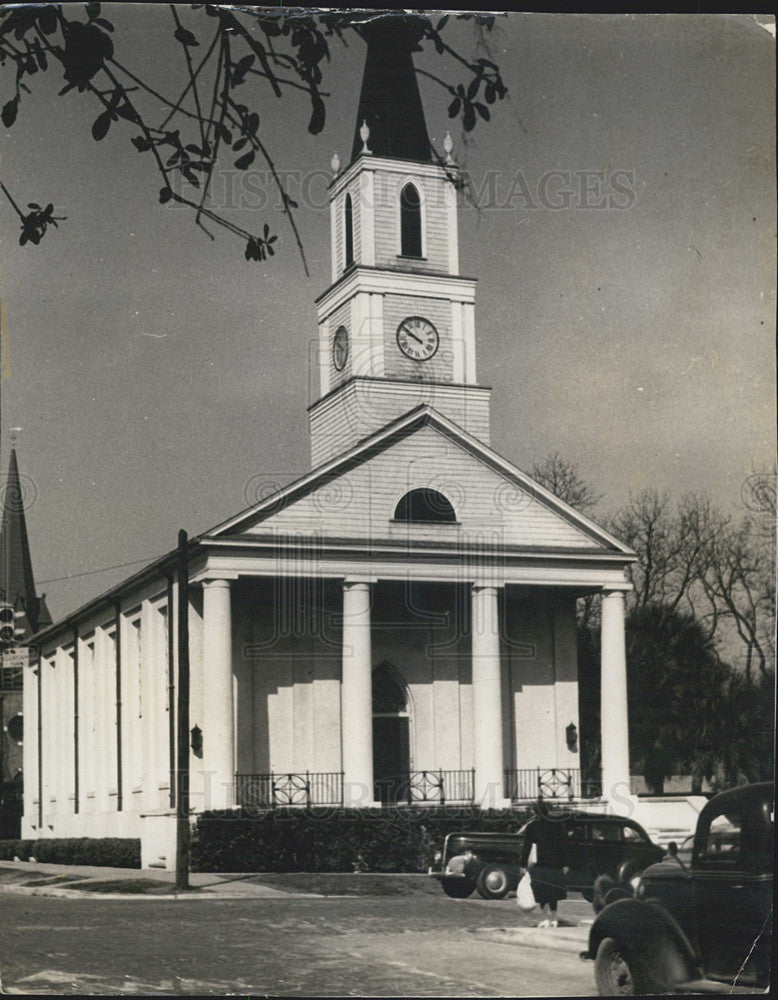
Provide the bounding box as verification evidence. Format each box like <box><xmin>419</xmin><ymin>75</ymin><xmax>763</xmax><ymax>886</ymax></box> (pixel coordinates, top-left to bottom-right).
<box><xmin>371</xmin><ymin>662</ymin><xmax>411</xmax><ymax>805</ymax></box>
<box><xmin>373</xmin><ymin>716</ymin><xmax>410</xmax><ymax>804</ymax></box>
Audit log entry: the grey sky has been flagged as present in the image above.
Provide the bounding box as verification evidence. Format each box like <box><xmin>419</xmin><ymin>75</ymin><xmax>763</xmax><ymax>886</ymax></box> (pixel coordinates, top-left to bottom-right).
<box><xmin>1</xmin><ymin>8</ymin><xmax>775</xmax><ymax>620</ymax></box>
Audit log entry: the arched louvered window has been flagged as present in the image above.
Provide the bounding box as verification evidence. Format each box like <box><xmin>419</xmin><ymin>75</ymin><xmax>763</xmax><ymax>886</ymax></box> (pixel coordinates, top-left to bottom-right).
<box><xmin>372</xmin><ymin>663</ymin><xmax>408</xmax><ymax>715</ymax></box>
<box><xmin>344</xmin><ymin>193</ymin><xmax>354</xmax><ymax>268</ymax></box>
<box><xmin>400</xmin><ymin>183</ymin><xmax>422</xmax><ymax>258</ymax></box>
<box><xmin>394</xmin><ymin>488</ymin><xmax>457</xmax><ymax>523</ymax></box>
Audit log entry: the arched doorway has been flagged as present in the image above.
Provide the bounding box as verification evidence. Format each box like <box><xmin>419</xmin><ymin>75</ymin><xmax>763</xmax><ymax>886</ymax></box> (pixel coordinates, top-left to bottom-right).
<box><xmin>372</xmin><ymin>662</ymin><xmax>410</xmax><ymax>804</ymax></box>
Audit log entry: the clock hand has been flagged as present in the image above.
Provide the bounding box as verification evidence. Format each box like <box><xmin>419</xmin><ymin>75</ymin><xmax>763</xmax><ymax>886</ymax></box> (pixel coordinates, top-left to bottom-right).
<box><xmin>405</xmin><ymin>330</ymin><xmax>424</xmax><ymax>344</ymax></box>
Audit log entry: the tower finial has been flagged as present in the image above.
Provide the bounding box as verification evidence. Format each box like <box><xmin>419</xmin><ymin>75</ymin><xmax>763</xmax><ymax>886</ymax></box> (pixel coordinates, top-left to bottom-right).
<box><xmin>10</xmin><ymin>426</ymin><xmax>22</xmax><ymax>446</ymax></box>
<box><xmin>331</xmin><ymin>151</ymin><xmax>341</xmax><ymax>175</ymax></box>
<box><xmin>443</xmin><ymin>131</ymin><xmax>455</xmax><ymax>165</ymax></box>
<box><xmin>359</xmin><ymin>120</ymin><xmax>371</xmax><ymax>156</ymax></box>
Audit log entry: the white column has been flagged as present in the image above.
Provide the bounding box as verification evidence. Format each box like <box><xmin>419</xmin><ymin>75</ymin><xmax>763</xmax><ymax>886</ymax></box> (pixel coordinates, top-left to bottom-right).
<box><xmin>360</xmin><ymin>169</ymin><xmax>376</xmax><ymax>266</ymax></box>
<box><xmin>445</xmin><ymin>177</ymin><xmax>459</xmax><ymax>274</ymax></box>
<box><xmin>451</xmin><ymin>301</ymin><xmax>465</xmax><ymax>383</ymax></box>
<box><xmin>471</xmin><ymin>585</ymin><xmax>507</xmax><ymax>807</ymax></box>
<box><xmin>201</xmin><ymin>579</ymin><xmax>235</xmax><ymax>809</ymax></box>
<box><xmin>22</xmin><ymin>657</ymin><xmax>39</xmax><ymax>830</ymax></box>
<box><xmin>462</xmin><ymin>302</ymin><xmax>476</xmax><ymax>383</ymax></box>
<box><xmin>341</xmin><ymin>580</ymin><xmax>375</xmax><ymax>807</ymax></box>
<box><xmin>368</xmin><ymin>292</ymin><xmax>384</xmax><ymax>376</ymax></box>
<box><xmin>318</xmin><ymin>318</ymin><xmax>331</xmax><ymax>399</ymax></box>
<box><xmin>600</xmin><ymin>590</ymin><xmax>631</xmax><ymax>802</ymax></box>
<box><xmin>330</xmin><ymin>194</ymin><xmax>339</xmax><ymax>282</ymax></box>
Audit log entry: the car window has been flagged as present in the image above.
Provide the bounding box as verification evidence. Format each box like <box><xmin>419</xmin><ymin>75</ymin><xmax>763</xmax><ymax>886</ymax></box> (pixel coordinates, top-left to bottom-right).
<box><xmin>590</xmin><ymin>823</ymin><xmax>621</xmax><ymax>842</ymax></box>
<box><xmin>622</xmin><ymin>825</ymin><xmax>644</xmax><ymax>842</ymax></box>
<box><xmin>698</xmin><ymin>812</ymin><xmax>742</xmax><ymax>865</ymax></box>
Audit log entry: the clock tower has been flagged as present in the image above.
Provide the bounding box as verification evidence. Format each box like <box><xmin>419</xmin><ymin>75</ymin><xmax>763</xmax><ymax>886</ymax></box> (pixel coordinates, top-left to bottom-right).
<box><xmin>308</xmin><ymin>16</ymin><xmax>491</xmax><ymax>467</ymax></box>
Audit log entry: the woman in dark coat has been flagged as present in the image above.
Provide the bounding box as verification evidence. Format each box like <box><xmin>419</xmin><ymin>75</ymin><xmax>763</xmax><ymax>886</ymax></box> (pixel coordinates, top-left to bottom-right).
<box><xmin>520</xmin><ymin>801</ymin><xmax>569</xmax><ymax>927</ymax></box>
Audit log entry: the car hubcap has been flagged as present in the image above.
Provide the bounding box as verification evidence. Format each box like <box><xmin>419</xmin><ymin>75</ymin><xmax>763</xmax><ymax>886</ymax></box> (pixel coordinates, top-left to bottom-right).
<box><xmin>485</xmin><ymin>870</ymin><xmax>506</xmax><ymax>891</ymax></box>
<box><xmin>610</xmin><ymin>952</ymin><xmax>633</xmax><ymax>994</ymax></box>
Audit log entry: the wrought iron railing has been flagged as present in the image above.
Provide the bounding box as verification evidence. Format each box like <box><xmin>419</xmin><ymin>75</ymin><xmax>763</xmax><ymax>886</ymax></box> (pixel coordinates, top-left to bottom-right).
<box><xmin>505</xmin><ymin>767</ymin><xmax>602</xmax><ymax>802</ymax></box>
<box><xmin>235</xmin><ymin>771</ymin><xmax>344</xmax><ymax>808</ymax></box>
<box><xmin>402</xmin><ymin>769</ymin><xmax>475</xmax><ymax>805</ymax></box>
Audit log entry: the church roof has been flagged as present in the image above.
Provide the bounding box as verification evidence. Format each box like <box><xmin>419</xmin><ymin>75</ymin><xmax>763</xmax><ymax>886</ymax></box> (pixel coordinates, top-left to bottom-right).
<box><xmin>350</xmin><ymin>14</ymin><xmax>432</xmax><ymax>165</ymax></box>
<box><xmin>0</xmin><ymin>447</ymin><xmax>49</xmax><ymax>635</ymax></box>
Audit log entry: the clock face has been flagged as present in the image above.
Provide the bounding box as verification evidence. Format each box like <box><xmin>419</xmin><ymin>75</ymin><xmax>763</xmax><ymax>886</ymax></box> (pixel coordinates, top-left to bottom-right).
<box><xmin>332</xmin><ymin>325</ymin><xmax>349</xmax><ymax>371</ymax></box>
<box><xmin>396</xmin><ymin>316</ymin><xmax>439</xmax><ymax>362</ymax></box>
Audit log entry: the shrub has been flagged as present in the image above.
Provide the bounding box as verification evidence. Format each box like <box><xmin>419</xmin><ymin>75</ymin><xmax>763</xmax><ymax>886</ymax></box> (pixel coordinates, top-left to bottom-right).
<box><xmin>191</xmin><ymin>806</ymin><xmax>532</xmax><ymax>873</ymax></box>
<box><xmin>0</xmin><ymin>838</ymin><xmax>140</xmax><ymax>868</ymax></box>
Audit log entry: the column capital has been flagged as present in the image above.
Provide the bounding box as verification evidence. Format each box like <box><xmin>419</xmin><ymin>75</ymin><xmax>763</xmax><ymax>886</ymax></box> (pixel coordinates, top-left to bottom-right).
<box><xmin>343</xmin><ymin>576</ymin><xmax>375</xmax><ymax>588</ymax></box>
<box><xmin>471</xmin><ymin>582</ymin><xmax>503</xmax><ymax>594</ymax></box>
<box><xmin>601</xmin><ymin>585</ymin><xmax>630</xmax><ymax>597</ymax></box>
<box><xmin>202</xmin><ymin>577</ymin><xmax>233</xmax><ymax>590</ymax></box>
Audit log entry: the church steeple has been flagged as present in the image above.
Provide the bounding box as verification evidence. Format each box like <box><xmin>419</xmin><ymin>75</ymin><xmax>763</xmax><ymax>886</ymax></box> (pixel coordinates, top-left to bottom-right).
<box><xmin>0</xmin><ymin>447</ymin><xmax>50</xmax><ymax>637</ymax></box>
<box><xmin>350</xmin><ymin>16</ymin><xmax>432</xmax><ymax>165</ymax></box>
<box><xmin>309</xmin><ymin>16</ymin><xmax>490</xmax><ymax>468</ymax></box>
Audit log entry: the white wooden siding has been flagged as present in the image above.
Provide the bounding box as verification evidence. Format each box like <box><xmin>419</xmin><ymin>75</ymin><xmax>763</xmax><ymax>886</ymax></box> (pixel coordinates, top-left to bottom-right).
<box><xmin>383</xmin><ymin>294</ymin><xmax>453</xmax><ymax>382</ymax></box>
<box><xmin>373</xmin><ymin>170</ymin><xmax>450</xmax><ymax>272</ymax></box>
<box><xmin>253</xmin><ymin>423</ymin><xmax>597</xmax><ymax>548</ymax></box>
<box><xmin>309</xmin><ymin>380</ymin><xmax>490</xmax><ymax>466</ymax></box>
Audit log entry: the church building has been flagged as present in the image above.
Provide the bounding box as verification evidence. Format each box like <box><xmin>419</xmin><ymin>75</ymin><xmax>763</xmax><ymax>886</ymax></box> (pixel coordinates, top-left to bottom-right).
<box><xmin>23</xmin><ymin>19</ymin><xmax>634</xmax><ymax>869</ymax></box>
<box><xmin>1</xmin><ymin>445</ymin><xmax>51</xmax><ymax>838</ymax></box>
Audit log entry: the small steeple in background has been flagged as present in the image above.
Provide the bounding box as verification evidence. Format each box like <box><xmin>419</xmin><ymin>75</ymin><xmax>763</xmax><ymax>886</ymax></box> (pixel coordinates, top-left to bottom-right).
<box><xmin>351</xmin><ymin>15</ymin><xmax>432</xmax><ymax>165</ymax></box>
<box><xmin>0</xmin><ymin>438</ymin><xmax>50</xmax><ymax>638</ymax></box>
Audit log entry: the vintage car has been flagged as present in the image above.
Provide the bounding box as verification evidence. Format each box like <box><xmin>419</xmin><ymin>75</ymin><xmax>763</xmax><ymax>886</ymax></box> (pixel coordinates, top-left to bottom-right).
<box><xmin>584</xmin><ymin>781</ymin><xmax>773</xmax><ymax>994</ymax></box>
<box><xmin>430</xmin><ymin>811</ymin><xmax>664</xmax><ymax>900</ymax></box>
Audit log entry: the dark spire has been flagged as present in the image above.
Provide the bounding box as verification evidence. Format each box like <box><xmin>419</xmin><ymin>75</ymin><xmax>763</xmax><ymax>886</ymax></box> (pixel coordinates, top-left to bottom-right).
<box><xmin>351</xmin><ymin>15</ymin><xmax>432</xmax><ymax>164</ymax></box>
<box><xmin>0</xmin><ymin>448</ymin><xmax>44</xmax><ymax>635</ymax></box>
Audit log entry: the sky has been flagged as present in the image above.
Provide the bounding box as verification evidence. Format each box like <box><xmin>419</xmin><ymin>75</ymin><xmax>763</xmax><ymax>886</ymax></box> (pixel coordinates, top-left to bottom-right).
<box><xmin>0</xmin><ymin>8</ymin><xmax>775</xmax><ymax>621</ymax></box>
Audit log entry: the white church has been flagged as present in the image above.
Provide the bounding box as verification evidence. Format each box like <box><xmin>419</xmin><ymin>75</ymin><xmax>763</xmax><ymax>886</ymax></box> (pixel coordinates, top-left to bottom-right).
<box><xmin>23</xmin><ymin>18</ymin><xmax>635</xmax><ymax>869</ymax></box>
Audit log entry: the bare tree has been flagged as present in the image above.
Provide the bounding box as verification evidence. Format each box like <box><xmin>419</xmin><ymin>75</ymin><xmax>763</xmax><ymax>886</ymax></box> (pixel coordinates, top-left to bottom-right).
<box><xmin>530</xmin><ymin>452</ymin><xmax>602</xmax><ymax>513</ymax></box>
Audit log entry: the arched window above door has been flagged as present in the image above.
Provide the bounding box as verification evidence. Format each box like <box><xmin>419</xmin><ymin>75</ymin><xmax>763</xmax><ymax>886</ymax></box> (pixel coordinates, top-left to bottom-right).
<box><xmin>372</xmin><ymin>662</ymin><xmax>407</xmax><ymax>714</ymax></box>
<box><xmin>400</xmin><ymin>182</ymin><xmax>422</xmax><ymax>258</ymax></box>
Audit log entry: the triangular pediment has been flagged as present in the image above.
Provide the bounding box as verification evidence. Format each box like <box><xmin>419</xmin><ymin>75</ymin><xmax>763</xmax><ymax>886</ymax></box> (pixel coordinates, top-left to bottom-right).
<box><xmin>209</xmin><ymin>407</ymin><xmax>632</xmax><ymax>555</ymax></box>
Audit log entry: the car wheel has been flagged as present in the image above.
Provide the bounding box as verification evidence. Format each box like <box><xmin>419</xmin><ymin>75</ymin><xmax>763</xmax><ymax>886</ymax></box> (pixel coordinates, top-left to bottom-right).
<box><xmin>476</xmin><ymin>865</ymin><xmax>511</xmax><ymax>900</ymax></box>
<box><xmin>441</xmin><ymin>877</ymin><xmax>476</xmax><ymax>899</ymax></box>
<box><xmin>594</xmin><ymin>937</ymin><xmax>636</xmax><ymax>996</ymax></box>
<box><xmin>592</xmin><ymin>874</ymin><xmax>616</xmax><ymax>913</ymax></box>
<box><xmin>617</xmin><ymin>860</ymin><xmax>643</xmax><ymax>885</ymax></box>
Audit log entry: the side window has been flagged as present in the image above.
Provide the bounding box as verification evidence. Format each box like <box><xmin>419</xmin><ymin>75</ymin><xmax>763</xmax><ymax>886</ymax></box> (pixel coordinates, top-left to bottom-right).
<box><xmin>622</xmin><ymin>825</ymin><xmax>644</xmax><ymax>842</ymax></box>
<box><xmin>400</xmin><ymin>182</ymin><xmax>422</xmax><ymax>258</ymax></box>
<box><xmin>698</xmin><ymin>812</ymin><xmax>742</xmax><ymax>865</ymax></box>
<box><xmin>344</xmin><ymin>193</ymin><xmax>354</xmax><ymax>268</ymax></box>
<box><xmin>590</xmin><ymin>823</ymin><xmax>621</xmax><ymax>842</ymax></box>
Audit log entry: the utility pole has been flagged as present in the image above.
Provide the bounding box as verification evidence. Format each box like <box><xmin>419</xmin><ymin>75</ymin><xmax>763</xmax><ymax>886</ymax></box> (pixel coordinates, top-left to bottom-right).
<box><xmin>175</xmin><ymin>529</ymin><xmax>190</xmax><ymax>890</ymax></box>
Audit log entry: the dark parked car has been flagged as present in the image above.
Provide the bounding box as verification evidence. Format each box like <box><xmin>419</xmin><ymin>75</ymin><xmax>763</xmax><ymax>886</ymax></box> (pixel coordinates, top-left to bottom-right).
<box><xmin>584</xmin><ymin>781</ymin><xmax>773</xmax><ymax>994</ymax></box>
<box><xmin>430</xmin><ymin>811</ymin><xmax>664</xmax><ymax>900</ymax></box>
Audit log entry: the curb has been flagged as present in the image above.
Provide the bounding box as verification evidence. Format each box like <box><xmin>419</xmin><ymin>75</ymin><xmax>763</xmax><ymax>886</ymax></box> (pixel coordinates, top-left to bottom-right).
<box><xmin>470</xmin><ymin>923</ymin><xmax>591</xmax><ymax>955</ymax></box>
<box><xmin>0</xmin><ymin>883</ymin><xmax>353</xmax><ymax>901</ymax></box>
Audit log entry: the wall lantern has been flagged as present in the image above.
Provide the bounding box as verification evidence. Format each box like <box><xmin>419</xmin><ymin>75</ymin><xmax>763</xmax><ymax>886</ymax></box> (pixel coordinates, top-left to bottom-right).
<box><xmin>566</xmin><ymin>722</ymin><xmax>578</xmax><ymax>753</ymax></box>
<box><xmin>190</xmin><ymin>724</ymin><xmax>203</xmax><ymax>758</ymax></box>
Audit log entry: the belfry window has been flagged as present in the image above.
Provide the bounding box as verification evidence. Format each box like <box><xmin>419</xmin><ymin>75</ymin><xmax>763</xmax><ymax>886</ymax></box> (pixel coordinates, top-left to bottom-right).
<box><xmin>400</xmin><ymin>183</ymin><xmax>422</xmax><ymax>258</ymax></box>
<box><xmin>394</xmin><ymin>488</ymin><xmax>457</xmax><ymax>523</ymax></box>
<box><xmin>344</xmin><ymin>193</ymin><xmax>354</xmax><ymax>268</ymax></box>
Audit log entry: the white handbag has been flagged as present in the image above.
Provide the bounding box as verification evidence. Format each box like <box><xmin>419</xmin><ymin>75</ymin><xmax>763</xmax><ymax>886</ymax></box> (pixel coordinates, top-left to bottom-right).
<box><xmin>516</xmin><ymin>870</ymin><xmax>537</xmax><ymax>912</ymax></box>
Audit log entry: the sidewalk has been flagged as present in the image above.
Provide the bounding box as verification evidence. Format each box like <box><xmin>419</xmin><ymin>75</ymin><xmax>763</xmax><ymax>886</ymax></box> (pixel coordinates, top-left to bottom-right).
<box><xmin>0</xmin><ymin>861</ymin><xmax>311</xmax><ymax>899</ymax></box>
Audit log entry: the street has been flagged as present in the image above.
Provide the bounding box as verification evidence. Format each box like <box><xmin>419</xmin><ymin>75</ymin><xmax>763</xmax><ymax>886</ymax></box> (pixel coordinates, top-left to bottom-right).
<box><xmin>0</xmin><ymin>891</ymin><xmax>595</xmax><ymax>996</ymax></box>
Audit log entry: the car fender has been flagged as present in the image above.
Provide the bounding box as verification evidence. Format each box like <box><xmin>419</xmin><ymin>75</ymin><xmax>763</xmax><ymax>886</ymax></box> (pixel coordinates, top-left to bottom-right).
<box><xmin>587</xmin><ymin>898</ymin><xmax>699</xmax><ymax>990</ymax></box>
